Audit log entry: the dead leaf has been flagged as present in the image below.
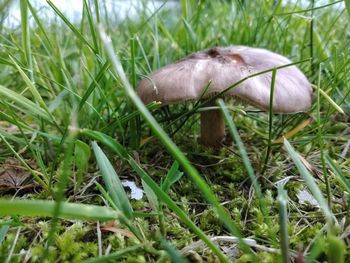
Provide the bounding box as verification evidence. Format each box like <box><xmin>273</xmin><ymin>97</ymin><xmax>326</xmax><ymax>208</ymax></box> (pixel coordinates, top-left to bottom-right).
<box><xmin>100</xmin><ymin>223</ymin><xmax>135</xmax><ymax>238</ymax></box>
<box><xmin>298</xmin><ymin>155</ymin><xmax>322</xmax><ymax>180</ymax></box>
<box><xmin>297</xmin><ymin>189</ymin><xmax>319</xmax><ymax>207</ymax></box>
<box><xmin>0</xmin><ymin>121</ymin><xmax>20</xmax><ymax>134</ymax></box>
<box><xmin>0</xmin><ymin>157</ymin><xmax>35</xmax><ymax>192</ymax></box>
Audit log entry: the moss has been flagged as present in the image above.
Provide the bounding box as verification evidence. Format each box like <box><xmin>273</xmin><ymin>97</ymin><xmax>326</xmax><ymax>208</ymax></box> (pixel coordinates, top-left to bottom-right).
<box><xmin>105</xmin><ymin>234</ymin><xmax>146</xmax><ymax>262</ymax></box>
<box><xmin>55</xmin><ymin>223</ymin><xmax>97</xmax><ymax>262</ymax></box>
<box><xmin>289</xmin><ymin>222</ymin><xmax>324</xmax><ymax>248</ymax></box>
<box><xmin>0</xmin><ymin>231</ymin><xmax>28</xmax><ymax>263</ymax></box>
<box><xmin>198</xmin><ymin>209</ymin><xmax>222</xmax><ymax>234</ymax></box>
<box><xmin>31</xmin><ymin>245</ymin><xmax>57</xmax><ymax>263</ymax></box>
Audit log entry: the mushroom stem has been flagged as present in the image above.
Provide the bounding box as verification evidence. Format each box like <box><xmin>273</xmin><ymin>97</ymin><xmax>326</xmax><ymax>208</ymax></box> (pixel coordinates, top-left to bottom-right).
<box><xmin>200</xmin><ymin>101</ymin><xmax>226</xmax><ymax>147</ymax></box>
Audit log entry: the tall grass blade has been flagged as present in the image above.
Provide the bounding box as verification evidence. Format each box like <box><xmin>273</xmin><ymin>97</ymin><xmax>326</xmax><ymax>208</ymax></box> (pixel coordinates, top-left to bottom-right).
<box><xmin>318</xmin><ymin>88</ymin><xmax>345</xmax><ymax>114</ymax></box>
<box><xmin>135</xmin><ymin>36</ymin><xmax>152</xmax><ymax>72</ymax></box>
<box><xmin>0</xmin><ymin>85</ymin><xmax>51</xmax><ymax>121</ymax></box>
<box><xmin>46</xmin><ymin>0</ymin><xmax>95</xmax><ymax>53</ymax></box>
<box><xmin>92</xmin><ymin>142</ymin><xmax>134</xmax><ymax>219</ymax></box>
<box><xmin>316</xmin><ymin>64</ymin><xmax>331</xmax><ymax>206</ymax></box>
<box><xmin>20</xmin><ymin>0</ymin><xmax>33</xmax><ymax>81</ymax></box>
<box><xmin>283</xmin><ymin>139</ymin><xmax>333</xmax><ymax>228</ymax></box>
<box><xmin>142</xmin><ymin>179</ymin><xmax>159</xmax><ymax>211</ymax></box>
<box><xmin>81</xmin><ymin>245</ymin><xmax>144</xmax><ymax>263</ymax></box>
<box><xmin>27</xmin><ymin>0</ymin><xmax>54</xmax><ymax>51</ymax></box>
<box><xmin>80</xmin><ymin>129</ymin><xmax>128</xmax><ymax>159</ymax></box>
<box><xmin>325</xmin><ymin>154</ymin><xmax>350</xmax><ymax>193</ymax></box>
<box><xmin>218</xmin><ymin>99</ymin><xmax>269</xmax><ymax>223</ymax></box>
<box><xmin>9</xmin><ymin>57</ymin><xmax>52</xmax><ymax>117</ymax></box>
<box><xmin>77</xmin><ymin>61</ymin><xmax>110</xmax><ymax>112</ymax></box>
<box><xmin>74</xmin><ymin>140</ymin><xmax>91</xmax><ymax>185</ymax></box>
<box><xmin>161</xmin><ymin>239</ymin><xmax>188</xmax><ymax>263</ymax></box>
<box><xmin>0</xmin><ymin>225</ymin><xmax>10</xmax><ymax>244</ymax></box>
<box><xmin>182</xmin><ymin>17</ymin><xmax>197</xmax><ymax>48</ymax></box>
<box><xmin>129</xmin><ymin>37</ymin><xmax>140</xmax><ymax>149</ymax></box>
<box><xmin>345</xmin><ymin>0</ymin><xmax>350</xmax><ymax>19</ymax></box>
<box><xmin>0</xmin><ymin>133</ymin><xmax>49</xmax><ymax>191</ymax></box>
<box><xmin>326</xmin><ymin>235</ymin><xmax>345</xmax><ymax>263</ymax></box>
<box><xmin>46</xmin><ymin>124</ymin><xmax>77</xmax><ymax>257</ymax></box>
<box><xmin>83</xmin><ymin>0</ymin><xmax>100</xmax><ymax>53</ymax></box>
<box><xmin>306</xmin><ymin>236</ymin><xmax>325</xmax><ymax>263</ymax></box>
<box><xmin>161</xmin><ymin>161</ymin><xmax>184</xmax><ymax>193</ymax></box>
<box><xmin>262</xmin><ymin>67</ymin><xmax>277</xmax><ymax>173</ymax></box>
<box><xmin>0</xmin><ymin>199</ymin><xmax>120</xmax><ymax>221</ymax></box>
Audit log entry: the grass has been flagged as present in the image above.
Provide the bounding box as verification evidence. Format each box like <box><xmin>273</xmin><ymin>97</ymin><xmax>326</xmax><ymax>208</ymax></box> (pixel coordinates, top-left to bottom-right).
<box><xmin>0</xmin><ymin>0</ymin><xmax>349</xmax><ymax>262</ymax></box>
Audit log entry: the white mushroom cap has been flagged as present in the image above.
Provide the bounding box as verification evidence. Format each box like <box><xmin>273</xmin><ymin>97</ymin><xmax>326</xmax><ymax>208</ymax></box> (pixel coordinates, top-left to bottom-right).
<box><xmin>137</xmin><ymin>46</ymin><xmax>312</xmax><ymax>113</ymax></box>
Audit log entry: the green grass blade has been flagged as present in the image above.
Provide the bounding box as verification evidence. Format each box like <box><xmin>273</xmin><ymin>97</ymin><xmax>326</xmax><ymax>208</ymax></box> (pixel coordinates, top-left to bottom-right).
<box><xmin>9</xmin><ymin>56</ymin><xmax>52</xmax><ymax>117</ymax></box>
<box><xmin>0</xmin><ymin>225</ymin><xmax>10</xmax><ymax>244</ymax></box>
<box><xmin>92</xmin><ymin>142</ymin><xmax>134</xmax><ymax>219</ymax></box>
<box><xmin>319</xmin><ymin>88</ymin><xmax>345</xmax><ymax>114</ymax></box>
<box><xmin>182</xmin><ymin>17</ymin><xmax>197</xmax><ymax>48</ymax></box>
<box><xmin>0</xmin><ymin>130</ymin><xmax>26</xmax><ymax>145</ymax></box>
<box><xmin>129</xmin><ymin>37</ymin><xmax>140</xmax><ymax>149</ymax></box>
<box><xmin>325</xmin><ymin>154</ymin><xmax>350</xmax><ymax>193</ymax></box>
<box><xmin>0</xmin><ymin>57</ymin><xmax>13</xmax><ymax>66</ymax></box>
<box><xmin>118</xmin><ymin>101</ymin><xmax>161</xmax><ymax>124</ymax></box>
<box><xmin>283</xmin><ymin>139</ymin><xmax>333</xmax><ymax>228</ymax></box>
<box><xmin>218</xmin><ymin>99</ymin><xmax>269</xmax><ymax>223</ymax></box>
<box><xmin>142</xmin><ymin>179</ymin><xmax>159</xmax><ymax>211</ymax></box>
<box><xmin>345</xmin><ymin>0</ymin><xmax>350</xmax><ymax>19</ymax></box>
<box><xmin>46</xmin><ymin>0</ymin><xmax>95</xmax><ymax>53</ymax></box>
<box><xmin>135</xmin><ymin>36</ymin><xmax>152</xmax><ymax>73</ymax></box>
<box><xmin>94</xmin><ymin>182</ymin><xmax>118</xmax><ymax>210</ymax></box>
<box><xmin>93</xmin><ymin>0</ymin><xmax>100</xmax><ymax>23</ymax></box>
<box><xmin>81</xmin><ymin>244</ymin><xmax>144</xmax><ymax>263</ymax></box>
<box><xmin>0</xmin><ymin>85</ymin><xmax>51</xmax><ymax>121</ymax></box>
<box><xmin>83</xmin><ymin>0</ymin><xmax>100</xmax><ymax>53</ymax></box>
<box><xmin>46</xmin><ymin>125</ymin><xmax>77</xmax><ymax>257</ymax></box>
<box><xmin>306</xmin><ymin>236</ymin><xmax>326</xmax><ymax>263</ymax></box>
<box><xmin>77</xmin><ymin>61</ymin><xmax>110</xmax><ymax>112</ymax></box>
<box><xmin>0</xmin><ymin>133</ymin><xmax>49</xmax><ymax>191</ymax></box>
<box><xmin>316</xmin><ymin>64</ymin><xmax>332</xmax><ymax>207</ymax></box>
<box><xmin>161</xmin><ymin>161</ymin><xmax>184</xmax><ymax>193</ymax></box>
<box><xmin>27</xmin><ymin>0</ymin><xmax>54</xmax><ymax>52</ymax></box>
<box><xmin>262</xmin><ymin>67</ymin><xmax>277</xmax><ymax>173</ymax></box>
<box><xmin>80</xmin><ymin>129</ymin><xmax>128</xmax><ymax>159</ymax></box>
<box><xmin>130</xmin><ymin>37</ymin><xmax>137</xmax><ymax>90</ymax></box>
<box><xmin>20</xmin><ymin>0</ymin><xmax>33</xmax><ymax>81</ymax></box>
<box><xmin>74</xmin><ymin>140</ymin><xmax>91</xmax><ymax>185</ymax></box>
<box><xmin>0</xmin><ymin>199</ymin><xmax>120</xmax><ymax>221</ymax></box>
<box><xmin>161</xmin><ymin>239</ymin><xmax>188</xmax><ymax>263</ymax></box>
<box><xmin>326</xmin><ymin>235</ymin><xmax>345</xmax><ymax>263</ymax></box>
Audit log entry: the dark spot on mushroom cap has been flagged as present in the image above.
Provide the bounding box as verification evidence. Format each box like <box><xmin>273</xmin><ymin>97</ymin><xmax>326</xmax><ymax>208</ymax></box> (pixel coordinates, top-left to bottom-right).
<box><xmin>207</xmin><ymin>48</ymin><xmax>220</xmax><ymax>58</ymax></box>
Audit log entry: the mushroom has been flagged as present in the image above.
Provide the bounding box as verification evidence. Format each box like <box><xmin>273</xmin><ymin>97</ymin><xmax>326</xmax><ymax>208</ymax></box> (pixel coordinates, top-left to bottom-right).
<box><xmin>137</xmin><ymin>46</ymin><xmax>312</xmax><ymax>147</ymax></box>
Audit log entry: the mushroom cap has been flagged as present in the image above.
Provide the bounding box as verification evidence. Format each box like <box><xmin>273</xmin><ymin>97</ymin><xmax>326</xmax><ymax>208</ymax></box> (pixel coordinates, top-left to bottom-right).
<box><xmin>137</xmin><ymin>46</ymin><xmax>312</xmax><ymax>113</ymax></box>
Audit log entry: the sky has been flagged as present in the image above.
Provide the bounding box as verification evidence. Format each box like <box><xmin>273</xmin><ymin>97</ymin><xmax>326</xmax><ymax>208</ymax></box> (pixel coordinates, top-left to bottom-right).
<box><xmin>4</xmin><ymin>0</ymin><xmax>172</xmax><ymax>28</ymax></box>
<box><xmin>4</xmin><ymin>0</ymin><xmax>345</xmax><ymax>29</ymax></box>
